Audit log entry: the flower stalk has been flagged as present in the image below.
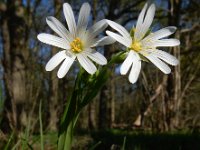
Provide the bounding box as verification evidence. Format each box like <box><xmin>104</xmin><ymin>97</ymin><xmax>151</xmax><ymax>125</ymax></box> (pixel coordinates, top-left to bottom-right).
<box><xmin>57</xmin><ymin>52</ymin><xmax>122</xmax><ymax>149</ymax></box>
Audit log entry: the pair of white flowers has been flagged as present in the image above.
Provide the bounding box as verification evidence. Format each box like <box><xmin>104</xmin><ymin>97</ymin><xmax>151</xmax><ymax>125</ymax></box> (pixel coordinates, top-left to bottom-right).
<box><xmin>37</xmin><ymin>2</ymin><xmax>180</xmax><ymax>84</ymax></box>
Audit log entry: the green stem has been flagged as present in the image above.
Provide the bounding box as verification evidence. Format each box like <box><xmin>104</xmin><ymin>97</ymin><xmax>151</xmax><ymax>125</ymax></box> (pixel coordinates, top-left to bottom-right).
<box><xmin>57</xmin><ymin>52</ymin><xmax>122</xmax><ymax>149</ymax></box>
<box><xmin>57</xmin><ymin>94</ymin><xmax>76</xmax><ymax>150</ymax></box>
<box><xmin>63</xmin><ymin>120</ymin><xmax>73</xmax><ymax>150</ymax></box>
<box><xmin>58</xmin><ymin>71</ymin><xmax>82</xmax><ymax>150</ymax></box>
<box><xmin>39</xmin><ymin>100</ymin><xmax>44</xmax><ymax>150</ymax></box>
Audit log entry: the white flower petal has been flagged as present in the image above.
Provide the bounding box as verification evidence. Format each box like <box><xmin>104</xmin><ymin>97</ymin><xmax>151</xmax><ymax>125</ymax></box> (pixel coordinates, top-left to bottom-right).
<box><xmin>84</xmin><ymin>49</ymin><xmax>107</xmax><ymax>65</ymax></box>
<box><xmin>77</xmin><ymin>3</ymin><xmax>90</xmax><ymax>33</ymax></box>
<box><xmin>92</xmin><ymin>36</ymin><xmax>116</xmax><ymax>47</ymax></box>
<box><xmin>120</xmin><ymin>51</ymin><xmax>135</xmax><ymax>75</ymax></box>
<box><xmin>83</xmin><ymin>20</ymin><xmax>108</xmax><ymax>47</ymax></box>
<box><xmin>128</xmin><ymin>55</ymin><xmax>141</xmax><ymax>84</ymax></box>
<box><xmin>145</xmin><ymin>26</ymin><xmax>177</xmax><ymax>40</ymax></box>
<box><xmin>57</xmin><ymin>56</ymin><xmax>75</xmax><ymax>78</ymax></box>
<box><xmin>63</xmin><ymin>3</ymin><xmax>77</xmax><ymax>37</ymax></box>
<box><xmin>87</xmin><ymin>19</ymin><xmax>108</xmax><ymax>39</ymax></box>
<box><xmin>106</xmin><ymin>20</ymin><xmax>131</xmax><ymax>39</ymax></box>
<box><xmin>77</xmin><ymin>53</ymin><xmax>97</xmax><ymax>74</ymax></box>
<box><xmin>37</xmin><ymin>33</ymin><xmax>70</xmax><ymax>49</ymax></box>
<box><xmin>147</xmin><ymin>49</ymin><xmax>179</xmax><ymax>66</ymax></box>
<box><xmin>138</xmin><ymin>3</ymin><xmax>155</xmax><ymax>40</ymax></box>
<box><xmin>154</xmin><ymin>39</ymin><xmax>180</xmax><ymax>47</ymax></box>
<box><xmin>45</xmin><ymin>50</ymin><xmax>67</xmax><ymax>71</ymax></box>
<box><xmin>46</xmin><ymin>16</ymin><xmax>72</xmax><ymax>42</ymax></box>
<box><xmin>135</xmin><ymin>3</ymin><xmax>148</xmax><ymax>40</ymax></box>
<box><xmin>143</xmin><ymin>53</ymin><xmax>171</xmax><ymax>74</ymax></box>
<box><xmin>106</xmin><ymin>31</ymin><xmax>131</xmax><ymax>47</ymax></box>
<box><xmin>82</xmin><ymin>33</ymin><xmax>96</xmax><ymax>48</ymax></box>
<box><xmin>77</xmin><ymin>29</ymin><xmax>86</xmax><ymax>40</ymax></box>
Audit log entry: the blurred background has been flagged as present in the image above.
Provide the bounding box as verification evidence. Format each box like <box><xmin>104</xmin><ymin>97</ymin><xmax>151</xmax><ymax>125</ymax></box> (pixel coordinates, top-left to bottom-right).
<box><xmin>0</xmin><ymin>0</ymin><xmax>200</xmax><ymax>149</ymax></box>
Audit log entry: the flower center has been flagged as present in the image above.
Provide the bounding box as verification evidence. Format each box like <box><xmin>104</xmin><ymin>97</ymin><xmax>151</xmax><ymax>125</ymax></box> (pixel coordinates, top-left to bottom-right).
<box><xmin>70</xmin><ymin>38</ymin><xmax>83</xmax><ymax>53</ymax></box>
<box><xmin>130</xmin><ymin>41</ymin><xmax>142</xmax><ymax>52</ymax></box>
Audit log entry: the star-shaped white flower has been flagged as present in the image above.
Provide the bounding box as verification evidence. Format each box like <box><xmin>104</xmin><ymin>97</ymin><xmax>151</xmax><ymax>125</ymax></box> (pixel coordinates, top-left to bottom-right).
<box><xmin>106</xmin><ymin>3</ymin><xmax>180</xmax><ymax>84</ymax></box>
<box><xmin>37</xmin><ymin>3</ymin><xmax>114</xmax><ymax>78</ymax></box>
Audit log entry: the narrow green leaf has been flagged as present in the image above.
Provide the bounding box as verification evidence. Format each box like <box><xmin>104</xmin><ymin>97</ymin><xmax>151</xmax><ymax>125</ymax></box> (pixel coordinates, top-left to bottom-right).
<box><xmin>89</xmin><ymin>141</ymin><xmax>102</xmax><ymax>150</ymax></box>
<box><xmin>121</xmin><ymin>136</ymin><xmax>126</xmax><ymax>150</ymax></box>
<box><xmin>4</xmin><ymin>132</ymin><xmax>14</xmax><ymax>150</ymax></box>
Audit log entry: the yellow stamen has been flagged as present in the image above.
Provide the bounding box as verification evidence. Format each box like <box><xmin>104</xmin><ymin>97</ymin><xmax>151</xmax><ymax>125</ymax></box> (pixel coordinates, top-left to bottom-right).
<box><xmin>70</xmin><ymin>38</ymin><xmax>83</xmax><ymax>53</ymax></box>
<box><xmin>130</xmin><ymin>41</ymin><xmax>142</xmax><ymax>52</ymax></box>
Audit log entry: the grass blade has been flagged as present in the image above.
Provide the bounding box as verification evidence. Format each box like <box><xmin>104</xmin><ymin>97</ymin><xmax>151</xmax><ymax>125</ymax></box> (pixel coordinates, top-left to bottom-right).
<box><xmin>4</xmin><ymin>132</ymin><xmax>14</xmax><ymax>150</ymax></box>
<box><xmin>89</xmin><ymin>141</ymin><xmax>102</xmax><ymax>150</ymax></box>
<box><xmin>121</xmin><ymin>136</ymin><xmax>126</xmax><ymax>150</ymax></box>
<box><xmin>39</xmin><ymin>100</ymin><xmax>44</xmax><ymax>150</ymax></box>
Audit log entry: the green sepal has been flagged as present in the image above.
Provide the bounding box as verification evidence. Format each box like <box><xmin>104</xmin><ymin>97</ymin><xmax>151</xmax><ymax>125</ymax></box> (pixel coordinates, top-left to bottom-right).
<box><xmin>110</xmin><ymin>51</ymin><xmax>127</xmax><ymax>64</ymax></box>
<box><xmin>130</xmin><ymin>28</ymin><xmax>135</xmax><ymax>39</ymax></box>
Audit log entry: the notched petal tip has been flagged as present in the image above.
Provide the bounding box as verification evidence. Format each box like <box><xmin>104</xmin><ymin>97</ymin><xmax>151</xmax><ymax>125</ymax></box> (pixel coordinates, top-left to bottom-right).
<box><xmin>171</xmin><ymin>39</ymin><xmax>180</xmax><ymax>46</ymax></box>
<box><xmin>169</xmin><ymin>26</ymin><xmax>177</xmax><ymax>32</ymax></box>
<box><xmin>120</xmin><ymin>67</ymin><xmax>127</xmax><ymax>75</ymax></box>
<box><xmin>150</xmin><ymin>3</ymin><xmax>156</xmax><ymax>9</ymax></box>
<box><xmin>37</xmin><ymin>33</ymin><xmax>48</xmax><ymax>43</ymax></box>
<box><xmin>45</xmin><ymin>65</ymin><xmax>51</xmax><ymax>72</ymax></box>
<box><xmin>176</xmin><ymin>39</ymin><xmax>181</xmax><ymax>45</ymax></box>
<box><xmin>46</xmin><ymin>16</ymin><xmax>53</xmax><ymax>23</ymax></box>
<box><xmin>164</xmin><ymin>70</ymin><xmax>171</xmax><ymax>74</ymax></box>
<box><xmin>147</xmin><ymin>1</ymin><xmax>156</xmax><ymax>9</ymax></box>
<box><xmin>37</xmin><ymin>34</ymin><xmax>42</xmax><ymax>41</ymax></box>
<box><xmin>57</xmin><ymin>72</ymin><xmax>64</xmax><ymax>78</ymax></box>
<box><xmin>45</xmin><ymin>61</ymin><xmax>55</xmax><ymax>71</ymax></box>
<box><xmin>82</xmin><ymin>2</ymin><xmax>90</xmax><ymax>8</ymax></box>
<box><xmin>63</xmin><ymin>3</ymin><xmax>70</xmax><ymax>8</ymax></box>
<box><xmin>128</xmin><ymin>75</ymin><xmax>138</xmax><ymax>84</ymax></box>
<box><xmin>105</xmin><ymin>30</ymin><xmax>110</xmax><ymax>34</ymax></box>
<box><xmin>105</xmin><ymin>30</ymin><xmax>114</xmax><ymax>37</ymax></box>
<box><xmin>105</xmin><ymin>19</ymin><xmax>112</xmax><ymax>25</ymax></box>
<box><xmin>173</xmin><ymin>60</ymin><xmax>179</xmax><ymax>66</ymax></box>
<box><xmin>129</xmin><ymin>80</ymin><xmax>137</xmax><ymax>84</ymax></box>
<box><xmin>169</xmin><ymin>56</ymin><xmax>179</xmax><ymax>66</ymax></box>
<box><xmin>106</xmin><ymin>19</ymin><xmax>112</xmax><ymax>24</ymax></box>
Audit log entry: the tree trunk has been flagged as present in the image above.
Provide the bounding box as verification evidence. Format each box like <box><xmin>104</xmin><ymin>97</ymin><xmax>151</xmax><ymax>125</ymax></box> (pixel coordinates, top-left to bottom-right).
<box><xmin>163</xmin><ymin>0</ymin><xmax>182</xmax><ymax>130</ymax></box>
<box><xmin>1</xmin><ymin>0</ymin><xmax>28</xmax><ymax>132</ymax></box>
<box><xmin>47</xmin><ymin>0</ymin><xmax>62</xmax><ymax>131</ymax></box>
<box><xmin>169</xmin><ymin>0</ymin><xmax>182</xmax><ymax>129</ymax></box>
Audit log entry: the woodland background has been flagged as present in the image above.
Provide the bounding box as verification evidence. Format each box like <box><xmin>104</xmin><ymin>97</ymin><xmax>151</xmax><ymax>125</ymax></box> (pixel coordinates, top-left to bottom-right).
<box><xmin>0</xmin><ymin>0</ymin><xmax>200</xmax><ymax>149</ymax></box>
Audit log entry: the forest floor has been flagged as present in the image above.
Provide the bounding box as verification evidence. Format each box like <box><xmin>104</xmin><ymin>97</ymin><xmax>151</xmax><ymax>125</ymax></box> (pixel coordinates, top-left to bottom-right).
<box><xmin>1</xmin><ymin>129</ymin><xmax>200</xmax><ymax>150</ymax></box>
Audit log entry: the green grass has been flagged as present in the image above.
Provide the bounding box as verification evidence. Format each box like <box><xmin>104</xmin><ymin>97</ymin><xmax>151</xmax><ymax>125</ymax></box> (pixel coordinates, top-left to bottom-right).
<box><xmin>39</xmin><ymin>100</ymin><xmax>44</xmax><ymax>150</ymax></box>
<box><xmin>2</xmin><ymin>129</ymin><xmax>200</xmax><ymax>149</ymax></box>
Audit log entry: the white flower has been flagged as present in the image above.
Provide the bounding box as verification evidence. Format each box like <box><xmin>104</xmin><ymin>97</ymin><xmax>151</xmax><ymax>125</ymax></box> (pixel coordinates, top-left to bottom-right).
<box><xmin>37</xmin><ymin>3</ymin><xmax>114</xmax><ymax>78</ymax></box>
<box><xmin>106</xmin><ymin>2</ymin><xmax>180</xmax><ymax>84</ymax></box>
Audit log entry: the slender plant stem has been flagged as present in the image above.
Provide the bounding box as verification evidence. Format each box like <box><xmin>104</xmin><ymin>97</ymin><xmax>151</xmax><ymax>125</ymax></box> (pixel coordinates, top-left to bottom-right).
<box><xmin>39</xmin><ymin>100</ymin><xmax>44</xmax><ymax>150</ymax></box>
<box><xmin>57</xmin><ymin>54</ymin><xmax>121</xmax><ymax>150</ymax></box>
<box><xmin>63</xmin><ymin>120</ymin><xmax>74</xmax><ymax>150</ymax></box>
